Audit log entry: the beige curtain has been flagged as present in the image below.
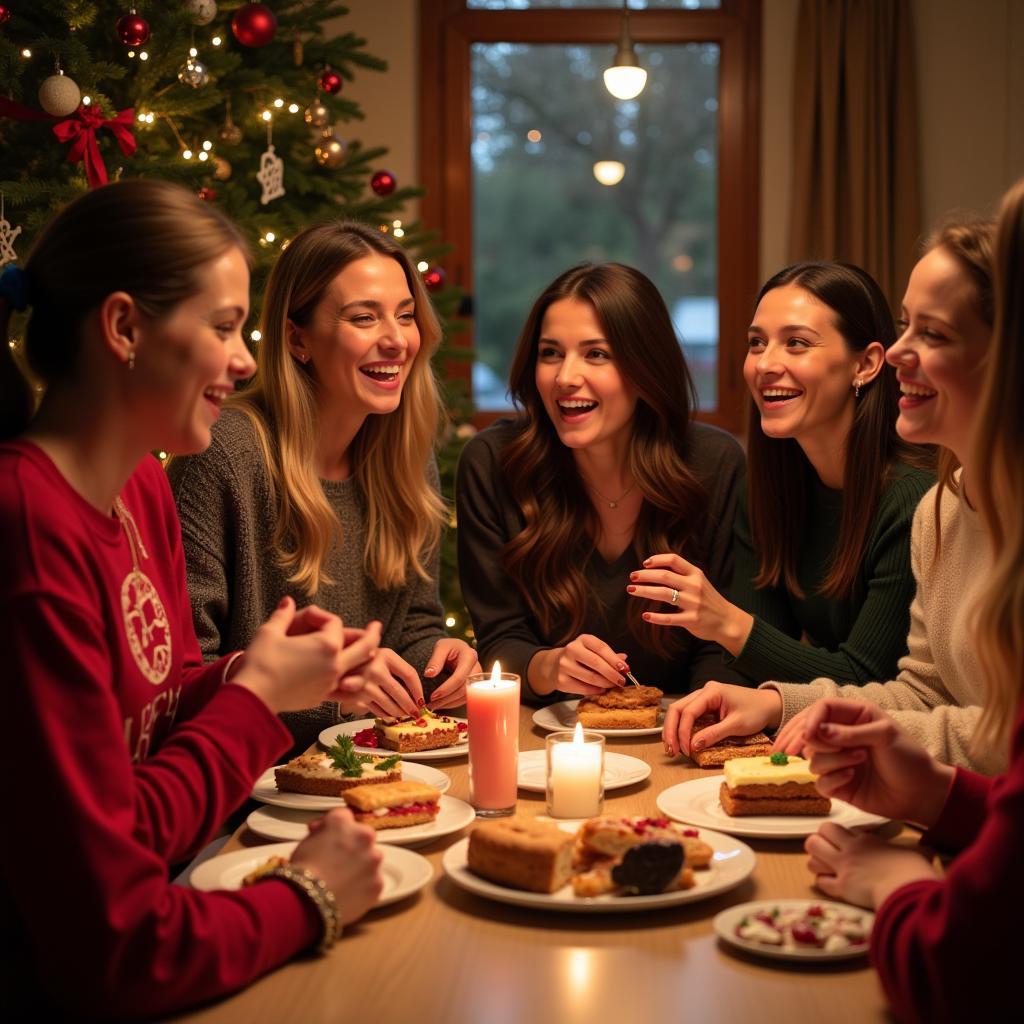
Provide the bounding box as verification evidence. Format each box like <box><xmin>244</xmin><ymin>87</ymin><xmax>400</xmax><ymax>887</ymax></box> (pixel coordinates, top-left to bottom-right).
<box><xmin>789</xmin><ymin>0</ymin><xmax>921</xmax><ymax>307</ymax></box>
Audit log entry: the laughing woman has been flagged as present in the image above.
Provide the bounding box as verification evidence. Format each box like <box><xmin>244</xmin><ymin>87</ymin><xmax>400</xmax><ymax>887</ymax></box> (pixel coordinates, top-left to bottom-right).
<box><xmin>634</xmin><ymin>262</ymin><xmax>934</xmax><ymax>703</ymax></box>
<box><xmin>168</xmin><ymin>222</ymin><xmax>477</xmax><ymax>753</ymax></box>
<box><xmin>456</xmin><ymin>262</ymin><xmax>746</xmax><ymax>698</ymax></box>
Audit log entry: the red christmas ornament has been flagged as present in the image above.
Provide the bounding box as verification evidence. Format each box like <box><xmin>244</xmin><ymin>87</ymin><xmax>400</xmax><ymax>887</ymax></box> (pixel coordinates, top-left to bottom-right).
<box><xmin>116</xmin><ymin>13</ymin><xmax>151</xmax><ymax>47</ymax></box>
<box><xmin>0</xmin><ymin>6</ymin><xmax>13</xmax><ymax>27</ymax></box>
<box><xmin>231</xmin><ymin>3</ymin><xmax>278</xmax><ymax>48</ymax></box>
<box><xmin>198</xmin><ymin>187</ymin><xmax>217</xmax><ymax>202</ymax></box>
<box><xmin>423</xmin><ymin>267</ymin><xmax>446</xmax><ymax>292</ymax></box>
<box><xmin>318</xmin><ymin>68</ymin><xmax>343</xmax><ymax>95</ymax></box>
<box><xmin>370</xmin><ymin>170</ymin><xmax>396</xmax><ymax>197</ymax></box>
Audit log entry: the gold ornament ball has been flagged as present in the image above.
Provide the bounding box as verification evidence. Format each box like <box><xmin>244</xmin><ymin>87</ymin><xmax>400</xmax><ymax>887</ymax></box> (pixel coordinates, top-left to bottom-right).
<box><xmin>218</xmin><ymin>120</ymin><xmax>243</xmax><ymax>146</ymax></box>
<box><xmin>213</xmin><ymin>156</ymin><xmax>233</xmax><ymax>181</ymax></box>
<box><xmin>38</xmin><ymin>72</ymin><xmax>81</xmax><ymax>117</ymax></box>
<box><xmin>304</xmin><ymin>103</ymin><xmax>329</xmax><ymax>128</ymax></box>
<box><xmin>315</xmin><ymin>134</ymin><xmax>347</xmax><ymax>169</ymax></box>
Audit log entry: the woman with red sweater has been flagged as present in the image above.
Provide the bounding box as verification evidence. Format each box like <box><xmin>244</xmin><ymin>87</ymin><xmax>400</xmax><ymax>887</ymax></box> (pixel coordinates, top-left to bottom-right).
<box><xmin>0</xmin><ymin>181</ymin><xmax>385</xmax><ymax>1018</ymax></box>
<box><xmin>795</xmin><ymin>178</ymin><xmax>1024</xmax><ymax>1022</ymax></box>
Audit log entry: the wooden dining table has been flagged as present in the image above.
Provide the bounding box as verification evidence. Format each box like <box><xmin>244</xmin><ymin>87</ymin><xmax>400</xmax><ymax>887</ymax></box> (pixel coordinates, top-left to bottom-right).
<box><xmin>171</xmin><ymin>706</ymin><xmax>898</xmax><ymax>1024</ymax></box>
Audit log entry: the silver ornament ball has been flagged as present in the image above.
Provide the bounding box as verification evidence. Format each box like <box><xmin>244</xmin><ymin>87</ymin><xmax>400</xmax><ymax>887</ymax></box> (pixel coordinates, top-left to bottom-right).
<box><xmin>187</xmin><ymin>0</ymin><xmax>218</xmax><ymax>26</ymax></box>
<box><xmin>304</xmin><ymin>103</ymin><xmax>329</xmax><ymax>129</ymax></box>
<box><xmin>177</xmin><ymin>58</ymin><xmax>210</xmax><ymax>89</ymax></box>
<box><xmin>315</xmin><ymin>133</ymin><xmax>347</xmax><ymax>169</ymax></box>
<box><xmin>38</xmin><ymin>72</ymin><xmax>82</xmax><ymax>118</ymax></box>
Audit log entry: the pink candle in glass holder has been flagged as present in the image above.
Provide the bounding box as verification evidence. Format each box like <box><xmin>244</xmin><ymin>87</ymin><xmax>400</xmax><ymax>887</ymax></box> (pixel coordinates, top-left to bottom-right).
<box><xmin>466</xmin><ymin>662</ymin><xmax>520</xmax><ymax>817</ymax></box>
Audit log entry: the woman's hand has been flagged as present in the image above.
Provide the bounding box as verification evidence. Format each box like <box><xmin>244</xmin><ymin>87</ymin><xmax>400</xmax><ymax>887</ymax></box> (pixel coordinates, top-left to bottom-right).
<box><xmin>425</xmin><ymin>638</ymin><xmax>479</xmax><ymax>710</ymax></box>
<box><xmin>805</xmin><ymin>823</ymin><xmax>939</xmax><ymax>909</ymax></box>
<box><xmin>234</xmin><ymin>598</ymin><xmax>374</xmax><ymax>713</ymax></box>
<box><xmin>337</xmin><ymin>647</ymin><xmax>424</xmax><ymax>719</ymax></box>
<box><xmin>662</xmin><ymin>681</ymin><xmax>783</xmax><ymax>758</ymax></box>
<box><xmin>290</xmin><ymin>808</ymin><xmax>384</xmax><ymax>928</ymax></box>
<box><xmin>790</xmin><ymin>698</ymin><xmax>955</xmax><ymax>828</ymax></box>
<box><xmin>627</xmin><ymin>553</ymin><xmax>754</xmax><ymax>655</ymax></box>
<box><xmin>527</xmin><ymin>634</ymin><xmax>629</xmax><ymax>697</ymax></box>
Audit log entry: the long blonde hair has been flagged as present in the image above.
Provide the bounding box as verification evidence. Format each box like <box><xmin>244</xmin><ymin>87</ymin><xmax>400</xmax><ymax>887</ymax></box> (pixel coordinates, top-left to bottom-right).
<box><xmin>969</xmin><ymin>178</ymin><xmax>1024</xmax><ymax>750</ymax></box>
<box><xmin>232</xmin><ymin>221</ymin><xmax>446</xmax><ymax>594</ymax></box>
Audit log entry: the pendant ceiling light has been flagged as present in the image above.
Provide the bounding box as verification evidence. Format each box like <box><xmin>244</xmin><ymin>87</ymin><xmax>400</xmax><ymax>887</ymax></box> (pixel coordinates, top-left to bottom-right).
<box><xmin>603</xmin><ymin>1</ymin><xmax>647</xmax><ymax>101</ymax></box>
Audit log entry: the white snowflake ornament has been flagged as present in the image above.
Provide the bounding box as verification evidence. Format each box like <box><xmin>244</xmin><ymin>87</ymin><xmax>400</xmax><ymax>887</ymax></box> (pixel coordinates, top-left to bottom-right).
<box><xmin>257</xmin><ymin>145</ymin><xmax>285</xmax><ymax>205</ymax></box>
<box><xmin>0</xmin><ymin>196</ymin><xmax>22</xmax><ymax>267</ymax></box>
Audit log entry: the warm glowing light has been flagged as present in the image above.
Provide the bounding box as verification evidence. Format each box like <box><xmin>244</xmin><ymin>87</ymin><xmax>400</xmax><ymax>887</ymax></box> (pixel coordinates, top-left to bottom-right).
<box><xmin>593</xmin><ymin>160</ymin><xmax>625</xmax><ymax>186</ymax></box>
<box><xmin>139</xmin><ymin>51</ymin><xmax>149</xmax><ymax>61</ymax></box>
<box><xmin>393</xmin><ymin>228</ymin><xmax>405</xmax><ymax>238</ymax></box>
<box><xmin>261</xmin><ymin>110</ymin><xmax>272</xmax><ymax>122</ymax></box>
<box><xmin>445</xmin><ymin>615</ymin><xmax>457</xmax><ymax>628</ymax></box>
<box><xmin>671</xmin><ymin>253</ymin><xmax>694</xmax><ymax>272</ymax></box>
<box><xmin>21</xmin><ymin>48</ymin><xmax>32</xmax><ymax>58</ymax></box>
<box><xmin>182</xmin><ymin>149</ymin><xmax>193</xmax><ymax>160</ymax></box>
<box><xmin>603</xmin><ymin>65</ymin><xmax>647</xmax><ymax>100</ymax></box>
<box><xmin>198</xmin><ymin>151</ymin><xmax>209</xmax><ymax>161</ymax></box>
<box><xmin>417</xmin><ymin>260</ymin><xmax>429</xmax><ymax>272</ymax></box>
<box><xmin>81</xmin><ymin>95</ymin><xmax>92</xmax><ymax>106</ymax></box>
<box><xmin>250</xmin><ymin>330</ymin><xmax>262</xmax><ymax>342</ymax></box>
<box><xmin>288</xmin><ymin>103</ymin><xmax>300</xmax><ymax>113</ymax></box>
<box><xmin>392</xmin><ymin>220</ymin><xmax>402</xmax><ymax>228</ymax></box>
<box><xmin>274</xmin><ymin>98</ymin><xmax>284</xmax><ymax>108</ymax></box>
<box><xmin>527</xmin><ymin>129</ymin><xmax>542</xmax><ymax>142</ymax></box>
<box><xmin>189</xmin><ymin>47</ymin><xmax>198</xmax><ymax>58</ymax></box>
<box><xmin>265</xmin><ymin>231</ymin><xmax>276</xmax><ymax>243</ymax></box>
<box><xmin>127</xmin><ymin>50</ymin><xmax>135</xmax><ymax>58</ymax></box>
<box><xmin>202</xmin><ymin>140</ymin><xmax>213</xmax><ymax>151</ymax></box>
<box><xmin>212</xmin><ymin>36</ymin><xmax>223</xmax><ymax>46</ymax></box>
<box><xmin>490</xmin><ymin>661</ymin><xmax>502</xmax><ymax>683</ymax></box>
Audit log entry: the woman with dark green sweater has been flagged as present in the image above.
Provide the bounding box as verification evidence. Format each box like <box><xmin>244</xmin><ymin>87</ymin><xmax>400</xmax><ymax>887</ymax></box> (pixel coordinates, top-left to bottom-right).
<box><xmin>629</xmin><ymin>262</ymin><xmax>933</xmax><ymax>687</ymax></box>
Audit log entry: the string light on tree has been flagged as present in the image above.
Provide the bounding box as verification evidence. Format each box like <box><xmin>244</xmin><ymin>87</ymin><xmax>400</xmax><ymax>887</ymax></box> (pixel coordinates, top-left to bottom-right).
<box><xmin>370</xmin><ymin>170</ymin><xmax>396</xmax><ymax>196</ymax></box>
<box><xmin>318</xmin><ymin>68</ymin><xmax>342</xmax><ymax>94</ymax></box>
<box><xmin>116</xmin><ymin>8</ymin><xmax>150</xmax><ymax>47</ymax></box>
<box><xmin>232</xmin><ymin>3</ymin><xmax>278</xmax><ymax>48</ymax></box>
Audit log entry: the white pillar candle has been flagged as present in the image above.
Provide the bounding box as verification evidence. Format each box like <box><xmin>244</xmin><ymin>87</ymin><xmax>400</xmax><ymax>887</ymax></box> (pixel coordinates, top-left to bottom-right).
<box><xmin>547</xmin><ymin>724</ymin><xmax>604</xmax><ymax>818</ymax></box>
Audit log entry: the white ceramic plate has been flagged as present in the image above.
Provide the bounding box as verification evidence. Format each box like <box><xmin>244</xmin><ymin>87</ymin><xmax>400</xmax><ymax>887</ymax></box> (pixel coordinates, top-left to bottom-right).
<box><xmin>531</xmin><ymin>698</ymin><xmax>670</xmax><ymax>737</ymax></box>
<box><xmin>655</xmin><ymin>776</ymin><xmax>888</xmax><ymax>839</ymax></box>
<box><xmin>250</xmin><ymin>761</ymin><xmax>451</xmax><ymax>811</ymax></box>
<box><xmin>247</xmin><ymin>795</ymin><xmax>476</xmax><ymax>847</ymax></box>
<box><xmin>442</xmin><ymin>826</ymin><xmax>755</xmax><ymax>913</ymax></box>
<box><xmin>318</xmin><ymin>718</ymin><xmax>469</xmax><ymax>761</ymax></box>
<box><xmin>189</xmin><ymin>842</ymin><xmax>433</xmax><ymax>908</ymax></box>
<box><xmin>714</xmin><ymin>900</ymin><xmax>874</xmax><ymax>961</ymax></box>
<box><xmin>516</xmin><ymin>749</ymin><xmax>652</xmax><ymax>793</ymax></box>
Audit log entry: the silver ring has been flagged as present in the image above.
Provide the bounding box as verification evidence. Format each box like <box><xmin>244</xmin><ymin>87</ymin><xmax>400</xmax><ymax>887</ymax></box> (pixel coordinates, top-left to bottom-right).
<box><xmin>670</xmin><ymin>589</ymin><xmax>679</xmax><ymax>605</ymax></box>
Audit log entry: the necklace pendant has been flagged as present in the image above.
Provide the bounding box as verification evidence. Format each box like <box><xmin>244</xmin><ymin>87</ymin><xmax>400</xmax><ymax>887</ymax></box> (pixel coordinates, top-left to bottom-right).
<box><xmin>608</xmin><ymin>500</ymin><xmax>618</xmax><ymax>509</ymax></box>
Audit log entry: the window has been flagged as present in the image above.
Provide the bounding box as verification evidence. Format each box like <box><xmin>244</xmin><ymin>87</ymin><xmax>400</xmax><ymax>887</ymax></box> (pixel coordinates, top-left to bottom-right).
<box><xmin>421</xmin><ymin>0</ymin><xmax>760</xmax><ymax>431</ymax></box>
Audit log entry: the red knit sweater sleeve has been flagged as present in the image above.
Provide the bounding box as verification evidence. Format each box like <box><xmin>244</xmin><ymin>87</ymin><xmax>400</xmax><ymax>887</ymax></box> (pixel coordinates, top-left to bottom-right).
<box><xmin>1</xmin><ymin>592</ymin><xmax>319</xmax><ymax>1019</ymax></box>
<box><xmin>870</xmin><ymin>705</ymin><xmax>1024</xmax><ymax>1022</ymax></box>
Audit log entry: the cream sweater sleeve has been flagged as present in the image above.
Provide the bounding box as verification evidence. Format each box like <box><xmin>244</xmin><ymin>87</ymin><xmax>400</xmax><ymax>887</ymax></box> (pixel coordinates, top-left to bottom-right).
<box><xmin>760</xmin><ymin>493</ymin><xmax>1002</xmax><ymax>774</ymax></box>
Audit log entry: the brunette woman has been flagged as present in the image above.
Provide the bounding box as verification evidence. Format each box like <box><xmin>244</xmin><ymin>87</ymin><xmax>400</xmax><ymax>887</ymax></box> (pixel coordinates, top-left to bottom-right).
<box><xmin>794</xmin><ymin>177</ymin><xmax>1024</xmax><ymax>1021</ymax></box>
<box><xmin>0</xmin><ymin>181</ymin><xmax>383</xmax><ymax>1018</ymax></box>
<box><xmin>633</xmin><ymin>262</ymin><xmax>933</xmax><ymax>689</ymax></box>
<box><xmin>666</xmin><ymin>222</ymin><xmax>1002</xmax><ymax>773</ymax></box>
<box><xmin>168</xmin><ymin>221</ymin><xmax>478</xmax><ymax>753</ymax></box>
<box><xmin>456</xmin><ymin>262</ymin><xmax>746</xmax><ymax>697</ymax></box>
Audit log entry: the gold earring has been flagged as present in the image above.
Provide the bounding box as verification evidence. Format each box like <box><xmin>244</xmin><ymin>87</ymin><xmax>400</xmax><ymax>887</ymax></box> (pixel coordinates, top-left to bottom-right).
<box><xmin>128</xmin><ymin>351</ymin><xmax>135</xmax><ymax>371</ymax></box>
<box><xmin>854</xmin><ymin>378</ymin><xmax>861</xmax><ymax>399</ymax></box>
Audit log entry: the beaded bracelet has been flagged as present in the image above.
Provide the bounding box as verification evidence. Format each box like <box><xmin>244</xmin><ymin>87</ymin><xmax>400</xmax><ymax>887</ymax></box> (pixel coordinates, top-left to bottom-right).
<box><xmin>263</xmin><ymin>864</ymin><xmax>342</xmax><ymax>953</ymax></box>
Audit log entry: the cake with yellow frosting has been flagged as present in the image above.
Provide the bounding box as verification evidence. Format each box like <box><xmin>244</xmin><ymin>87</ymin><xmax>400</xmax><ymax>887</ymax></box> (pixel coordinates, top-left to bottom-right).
<box><xmin>374</xmin><ymin>708</ymin><xmax>463</xmax><ymax>752</ymax></box>
<box><xmin>719</xmin><ymin>753</ymin><xmax>831</xmax><ymax>816</ymax></box>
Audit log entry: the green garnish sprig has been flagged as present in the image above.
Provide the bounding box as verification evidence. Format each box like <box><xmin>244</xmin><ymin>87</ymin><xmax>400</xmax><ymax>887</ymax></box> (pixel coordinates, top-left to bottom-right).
<box><xmin>328</xmin><ymin>735</ymin><xmax>400</xmax><ymax>777</ymax></box>
<box><xmin>770</xmin><ymin>751</ymin><xmax>789</xmax><ymax>766</ymax></box>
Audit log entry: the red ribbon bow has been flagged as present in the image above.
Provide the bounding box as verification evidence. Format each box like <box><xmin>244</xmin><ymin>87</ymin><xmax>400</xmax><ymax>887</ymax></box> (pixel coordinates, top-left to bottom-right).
<box><xmin>52</xmin><ymin>105</ymin><xmax>137</xmax><ymax>188</ymax></box>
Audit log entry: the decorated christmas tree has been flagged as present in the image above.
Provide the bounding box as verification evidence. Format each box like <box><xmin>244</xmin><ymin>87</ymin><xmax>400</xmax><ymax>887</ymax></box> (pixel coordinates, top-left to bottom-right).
<box><xmin>0</xmin><ymin>0</ymin><xmax>473</xmax><ymax>637</ymax></box>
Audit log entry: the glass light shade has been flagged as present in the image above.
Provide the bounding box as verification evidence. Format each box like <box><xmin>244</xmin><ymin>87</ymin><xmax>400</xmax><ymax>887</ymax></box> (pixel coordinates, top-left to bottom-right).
<box><xmin>603</xmin><ymin>64</ymin><xmax>647</xmax><ymax>100</ymax></box>
<box><xmin>593</xmin><ymin>160</ymin><xmax>626</xmax><ymax>186</ymax></box>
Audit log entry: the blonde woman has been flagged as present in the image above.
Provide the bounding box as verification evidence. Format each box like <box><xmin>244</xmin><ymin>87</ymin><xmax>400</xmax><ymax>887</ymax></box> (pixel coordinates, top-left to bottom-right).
<box><xmin>793</xmin><ymin>177</ymin><xmax>1024</xmax><ymax>1023</ymax></box>
<box><xmin>169</xmin><ymin>222</ymin><xmax>477</xmax><ymax>752</ymax></box>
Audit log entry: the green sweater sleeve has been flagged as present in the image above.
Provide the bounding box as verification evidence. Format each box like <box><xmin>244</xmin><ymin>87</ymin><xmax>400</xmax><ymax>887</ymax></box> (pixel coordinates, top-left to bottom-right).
<box><xmin>728</xmin><ymin>470</ymin><xmax>933</xmax><ymax>684</ymax></box>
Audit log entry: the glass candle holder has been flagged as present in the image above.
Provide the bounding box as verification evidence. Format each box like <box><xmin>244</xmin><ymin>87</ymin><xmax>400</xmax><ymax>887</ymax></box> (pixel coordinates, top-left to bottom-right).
<box><xmin>546</xmin><ymin>727</ymin><xmax>605</xmax><ymax>818</ymax></box>
<box><xmin>466</xmin><ymin>669</ymin><xmax>520</xmax><ymax>817</ymax></box>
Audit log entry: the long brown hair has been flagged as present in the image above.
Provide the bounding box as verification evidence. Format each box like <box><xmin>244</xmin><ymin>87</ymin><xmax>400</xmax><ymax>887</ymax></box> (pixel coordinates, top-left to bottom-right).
<box><xmin>501</xmin><ymin>262</ymin><xmax>706</xmax><ymax>659</ymax></box>
<box><xmin>969</xmin><ymin>178</ymin><xmax>1024</xmax><ymax>750</ymax></box>
<box><xmin>0</xmin><ymin>180</ymin><xmax>247</xmax><ymax>441</ymax></box>
<box><xmin>746</xmin><ymin>261</ymin><xmax>927</xmax><ymax>600</ymax></box>
<box><xmin>920</xmin><ymin>218</ymin><xmax>996</xmax><ymax>553</ymax></box>
<box><xmin>229</xmin><ymin>220</ymin><xmax>446</xmax><ymax>594</ymax></box>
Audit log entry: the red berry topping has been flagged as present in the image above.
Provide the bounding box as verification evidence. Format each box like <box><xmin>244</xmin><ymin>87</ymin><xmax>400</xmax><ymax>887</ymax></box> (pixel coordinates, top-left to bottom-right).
<box><xmin>807</xmin><ymin>905</ymin><xmax>824</xmax><ymax>918</ymax></box>
<box><xmin>353</xmin><ymin>727</ymin><xmax>378</xmax><ymax>747</ymax></box>
<box><xmin>755</xmin><ymin>912</ymin><xmax>776</xmax><ymax>927</ymax></box>
<box><xmin>790</xmin><ymin>926</ymin><xmax>821</xmax><ymax>946</ymax></box>
<box><xmin>457</xmin><ymin>722</ymin><xmax>468</xmax><ymax>732</ymax></box>
<box><xmin>415</xmin><ymin>718</ymin><xmax>427</xmax><ymax>727</ymax></box>
<box><xmin>682</xmin><ymin>828</ymin><xmax>699</xmax><ymax>837</ymax></box>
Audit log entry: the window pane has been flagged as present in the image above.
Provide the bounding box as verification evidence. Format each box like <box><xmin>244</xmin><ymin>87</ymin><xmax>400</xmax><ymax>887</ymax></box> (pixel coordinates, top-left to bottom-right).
<box><xmin>467</xmin><ymin>2</ymin><xmax>720</xmax><ymax>10</ymax></box>
<box><xmin>471</xmin><ymin>42</ymin><xmax>719</xmax><ymax>409</ymax></box>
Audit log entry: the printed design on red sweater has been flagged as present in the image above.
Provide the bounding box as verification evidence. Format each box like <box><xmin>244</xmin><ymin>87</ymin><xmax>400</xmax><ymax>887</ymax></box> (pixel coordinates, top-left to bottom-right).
<box><xmin>115</xmin><ymin>497</ymin><xmax>172</xmax><ymax>686</ymax></box>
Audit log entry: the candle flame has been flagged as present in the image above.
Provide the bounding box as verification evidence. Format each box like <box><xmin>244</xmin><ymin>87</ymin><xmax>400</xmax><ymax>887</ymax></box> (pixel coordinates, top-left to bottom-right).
<box><xmin>489</xmin><ymin>661</ymin><xmax>501</xmax><ymax>683</ymax></box>
<box><xmin>574</xmin><ymin>721</ymin><xmax>584</xmax><ymax>743</ymax></box>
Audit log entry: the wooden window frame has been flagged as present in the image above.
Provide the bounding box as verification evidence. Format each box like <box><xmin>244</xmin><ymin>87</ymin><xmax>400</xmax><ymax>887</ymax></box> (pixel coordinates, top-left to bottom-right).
<box><xmin>420</xmin><ymin>0</ymin><xmax>761</xmax><ymax>434</ymax></box>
